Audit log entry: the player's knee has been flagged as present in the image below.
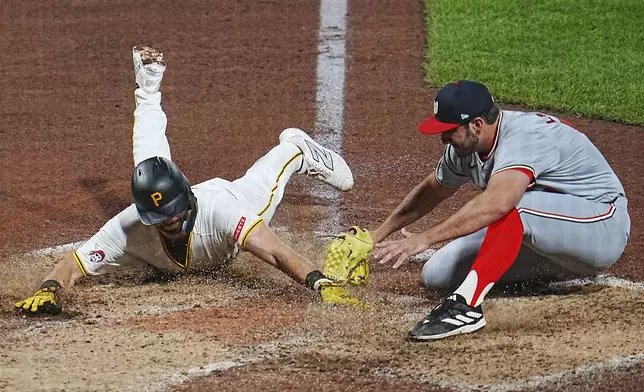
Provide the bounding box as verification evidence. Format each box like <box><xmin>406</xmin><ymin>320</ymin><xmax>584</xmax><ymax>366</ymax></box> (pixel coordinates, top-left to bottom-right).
<box><xmin>589</xmin><ymin>253</ymin><xmax>620</xmax><ymax>269</ymax></box>
<box><xmin>282</xmin><ymin>127</ymin><xmax>304</xmax><ymax>134</ymax></box>
<box><xmin>421</xmin><ymin>258</ymin><xmax>453</xmax><ymax>291</ymax></box>
<box><xmin>584</xmin><ymin>233</ymin><xmax>628</xmax><ymax>270</ymax></box>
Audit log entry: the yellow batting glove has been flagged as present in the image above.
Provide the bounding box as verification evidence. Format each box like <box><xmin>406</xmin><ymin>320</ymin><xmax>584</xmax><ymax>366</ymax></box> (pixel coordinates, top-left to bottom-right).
<box><xmin>15</xmin><ymin>280</ymin><xmax>63</xmax><ymax>315</ymax></box>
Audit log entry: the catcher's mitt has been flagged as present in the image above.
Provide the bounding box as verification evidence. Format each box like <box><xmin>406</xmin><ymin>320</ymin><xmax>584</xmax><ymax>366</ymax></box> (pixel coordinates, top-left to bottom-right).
<box><xmin>323</xmin><ymin>226</ymin><xmax>374</xmax><ymax>285</ymax></box>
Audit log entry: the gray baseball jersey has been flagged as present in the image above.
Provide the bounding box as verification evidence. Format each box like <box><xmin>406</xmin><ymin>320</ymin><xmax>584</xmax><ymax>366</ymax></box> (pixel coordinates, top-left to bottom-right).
<box><xmin>424</xmin><ymin>110</ymin><xmax>630</xmax><ymax>289</ymax></box>
<box><xmin>436</xmin><ymin>110</ymin><xmax>625</xmax><ymax>203</ymax></box>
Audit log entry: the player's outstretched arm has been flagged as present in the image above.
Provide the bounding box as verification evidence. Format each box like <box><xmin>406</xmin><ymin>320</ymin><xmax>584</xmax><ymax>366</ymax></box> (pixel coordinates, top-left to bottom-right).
<box><xmin>371</xmin><ymin>171</ymin><xmax>459</xmax><ymax>243</ymax></box>
<box><xmin>375</xmin><ymin>169</ymin><xmax>531</xmax><ymax>269</ymax></box>
<box><xmin>15</xmin><ymin>252</ymin><xmax>86</xmax><ymax>315</ymax></box>
<box><xmin>244</xmin><ymin>222</ymin><xmax>370</xmax><ymax>308</ymax></box>
<box><xmin>244</xmin><ymin>221</ymin><xmax>314</xmax><ymax>283</ymax></box>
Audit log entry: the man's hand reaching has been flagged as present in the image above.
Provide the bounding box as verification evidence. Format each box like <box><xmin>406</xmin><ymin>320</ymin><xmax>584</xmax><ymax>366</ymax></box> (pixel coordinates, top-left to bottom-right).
<box><xmin>373</xmin><ymin>228</ymin><xmax>434</xmax><ymax>269</ymax></box>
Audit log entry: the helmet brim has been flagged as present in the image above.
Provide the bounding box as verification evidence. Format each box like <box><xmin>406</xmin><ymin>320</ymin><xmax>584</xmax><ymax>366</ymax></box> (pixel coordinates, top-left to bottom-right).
<box><xmin>137</xmin><ymin>208</ymin><xmax>174</xmax><ymax>225</ymax></box>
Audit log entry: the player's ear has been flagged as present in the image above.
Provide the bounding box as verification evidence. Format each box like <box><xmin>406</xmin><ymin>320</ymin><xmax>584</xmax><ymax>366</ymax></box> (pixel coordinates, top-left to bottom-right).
<box><xmin>470</xmin><ymin>117</ymin><xmax>485</xmax><ymax>134</ymax></box>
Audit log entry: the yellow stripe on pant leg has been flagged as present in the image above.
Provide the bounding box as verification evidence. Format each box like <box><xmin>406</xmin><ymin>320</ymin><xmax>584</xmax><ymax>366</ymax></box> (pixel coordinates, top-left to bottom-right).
<box><xmin>256</xmin><ymin>151</ymin><xmax>303</xmax><ymax>216</ymax></box>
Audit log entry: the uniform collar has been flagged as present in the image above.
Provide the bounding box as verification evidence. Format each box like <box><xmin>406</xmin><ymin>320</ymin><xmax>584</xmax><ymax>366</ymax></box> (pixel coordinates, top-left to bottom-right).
<box><xmin>478</xmin><ymin>111</ymin><xmax>503</xmax><ymax>162</ymax></box>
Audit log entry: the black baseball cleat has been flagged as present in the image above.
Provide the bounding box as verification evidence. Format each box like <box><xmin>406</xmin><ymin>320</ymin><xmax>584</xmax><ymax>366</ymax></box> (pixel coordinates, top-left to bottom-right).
<box><xmin>408</xmin><ymin>294</ymin><xmax>486</xmax><ymax>341</ymax></box>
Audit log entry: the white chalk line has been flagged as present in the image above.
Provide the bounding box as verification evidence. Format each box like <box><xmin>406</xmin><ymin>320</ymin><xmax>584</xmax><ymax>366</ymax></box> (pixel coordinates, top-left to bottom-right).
<box><xmin>26</xmin><ymin>5</ymin><xmax>350</xmax><ymax>390</ymax></box>
<box><xmin>550</xmin><ymin>274</ymin><xmax>644</xmax><ymax>291</ymax></box>
<box><xmin>25</xmin><ymin>241</ymin><xmax>84</xmax><ymax>257</ymax></box>
<box><xmin>465</xmin><ymin>273</ymin><xmax>644</xmax><ymax>391</ymax></box>
<box><xmin>313</xmin><ymin>0</ymin><xmax>348</xmax><ymax>235</ymax></box>
<box><xmin>446</xmin><ymin>353</ymin><xmax>644</xmax><ymax>392</ymax></box>
<box><xmin>148</xmin><ymin>360</ymin><xmax>247</xmax><ymax>392</ymax></box>
<box><xmin>15</xmin><ymin>0</ymin><xmax>643</xmax><ymax>388</ymax></box>
<box><xmin>149</xmin><ymin>329</ymin><xmax>644</xmax><ymax>392</ymax></box>
<box><xmin>149</xmin><ymin>336</ymin><xmax>315</xmax><ymax>392</ymax></box>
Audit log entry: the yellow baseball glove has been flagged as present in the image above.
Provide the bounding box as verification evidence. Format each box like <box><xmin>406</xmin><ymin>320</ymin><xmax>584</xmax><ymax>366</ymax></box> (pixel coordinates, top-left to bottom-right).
<box><xmin>318</xmin><ymin>281</ymin><xmax>374</xmax><ymax>309</ymax></box>
<box><xmin>15</xmin><ymin>280</ymin><xmax>63</xmax><ymax>315</ymax></box>
<box><xmin>323</xmin><ymin>226</ymin><xmax>374</xmax><ymax>285</ymax></box>
<box><xmin>305</xmin><ymin>270</ymin><xmax>375</xmax><ymax>309</ymax></box>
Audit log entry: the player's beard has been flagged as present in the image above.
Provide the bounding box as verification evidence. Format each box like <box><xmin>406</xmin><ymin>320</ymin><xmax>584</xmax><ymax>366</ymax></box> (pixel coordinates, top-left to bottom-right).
<box><xmin>452</xmin><ymin>127</ymin><xmax>480</xmax><ymax>156</ymax></box>
<box><xmin>157</xmin><ymin>210</ymin><xmax>189</xmax><ymax>238</ymax></box>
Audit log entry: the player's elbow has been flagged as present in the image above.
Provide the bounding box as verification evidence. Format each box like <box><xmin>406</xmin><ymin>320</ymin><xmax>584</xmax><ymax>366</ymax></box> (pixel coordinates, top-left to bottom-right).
<box><xmin>479</xmin><ymin>194</ymin><xmax>517</xmax><ymax>221</ymax></box>
<box><xmin>487</xmin><ymin>189</ymin><xmax>523</xmax><ymax>217</ymax></box>
<box><xmin>495</xmin><ymin>201</ymin><xmax>518</xmax><ymax>218</ymax></box>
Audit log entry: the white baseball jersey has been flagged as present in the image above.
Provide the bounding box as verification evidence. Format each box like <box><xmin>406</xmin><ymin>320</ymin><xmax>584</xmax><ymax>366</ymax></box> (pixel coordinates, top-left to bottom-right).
<box><xmin>73</xmin><ymin>180</ymin><xmax>260</xmax><ymax>275</ymax></box>
<box><xmin>72</xmin><ymin>88</ymin><xmax>303</xmax><ymax>276</ymax></box>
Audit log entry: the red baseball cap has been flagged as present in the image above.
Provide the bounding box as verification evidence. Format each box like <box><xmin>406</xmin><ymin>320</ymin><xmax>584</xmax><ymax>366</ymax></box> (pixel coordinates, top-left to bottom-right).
<box><xmin>419</xmin><ymin>80</ymin><xmax>494</xmax><ymax>135</ymax></box>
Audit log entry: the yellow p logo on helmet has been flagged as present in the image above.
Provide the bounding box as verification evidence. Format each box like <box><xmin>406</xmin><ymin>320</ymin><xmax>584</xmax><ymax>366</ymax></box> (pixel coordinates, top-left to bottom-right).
<box><xmin>150</xmin><ymin>192</ymin><xmax>163</xmax><ymax>207</ymax></box>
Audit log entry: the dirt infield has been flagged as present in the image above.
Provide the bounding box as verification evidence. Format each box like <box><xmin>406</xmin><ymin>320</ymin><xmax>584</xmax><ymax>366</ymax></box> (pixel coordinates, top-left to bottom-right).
<box><xmin>1</xmin><ymin>0</ymin><xmax>644</xmax><ymax>391</ymax></box>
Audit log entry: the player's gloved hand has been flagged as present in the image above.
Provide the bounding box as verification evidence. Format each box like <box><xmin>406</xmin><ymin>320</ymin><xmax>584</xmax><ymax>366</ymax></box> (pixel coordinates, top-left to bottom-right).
<box><xmin>15</xmin><ymin>280</ymin><xmax>63</xmax><ymax>315</ymax></box>
<box><xmin>305</xmin><ymin>270</ymin><xmax>375</xmax><ymax>310</ymax></box>
<box><xmin>323</xmin><ymin>226</ymin><xmax>374</xmax><ymax>286</ymax></box>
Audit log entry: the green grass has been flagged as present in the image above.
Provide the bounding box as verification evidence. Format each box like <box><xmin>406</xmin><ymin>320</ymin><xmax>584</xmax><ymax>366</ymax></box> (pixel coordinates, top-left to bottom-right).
<box><xmin>425</xmin><ymin>0</ymin><xmax>644</xmax><ymax>124</ymax></box>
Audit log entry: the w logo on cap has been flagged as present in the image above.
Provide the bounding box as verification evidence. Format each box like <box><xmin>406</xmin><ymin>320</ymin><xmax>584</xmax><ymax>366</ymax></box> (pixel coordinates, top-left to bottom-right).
<box><xmin>434</xmin><ymin>101</ymin><xmax>439</xmax><ymax>115</ymax></box>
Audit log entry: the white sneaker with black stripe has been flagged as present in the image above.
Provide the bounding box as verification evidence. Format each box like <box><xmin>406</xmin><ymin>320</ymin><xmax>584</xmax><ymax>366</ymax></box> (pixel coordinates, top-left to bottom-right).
<box><xmin>279</xmin><ymin>128</ymin><xmax>354</xmax><ymax>191</ymax></box>
<box><xmin>408</xmin><ymin>294</ymin><xmax>486</xmax><ymax>341</ymax></box>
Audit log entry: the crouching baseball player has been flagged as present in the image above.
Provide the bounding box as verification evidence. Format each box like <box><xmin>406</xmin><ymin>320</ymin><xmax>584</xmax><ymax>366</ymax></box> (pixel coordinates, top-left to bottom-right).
<box><xmin>346</xmin><ymin>80</ymin><xmax>630</xmax><ymax>341</ymax></box>
<box><xmin>16</xmin><ymin>46</ymin><xmax>365</xmax><ymax>315</ymax></box>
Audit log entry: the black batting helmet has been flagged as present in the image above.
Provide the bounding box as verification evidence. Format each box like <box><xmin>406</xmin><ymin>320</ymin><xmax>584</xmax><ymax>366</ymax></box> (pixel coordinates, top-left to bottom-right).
<box><xmin>131</xmin><ymin>157</ymin><xmax>196</xmax><ymax>228</ymax></box>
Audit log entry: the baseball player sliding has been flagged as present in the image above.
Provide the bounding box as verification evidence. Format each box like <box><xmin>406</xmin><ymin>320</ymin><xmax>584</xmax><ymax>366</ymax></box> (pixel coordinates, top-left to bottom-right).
<box><xmin>366</xmin><ymin>80</ymin><xmax>630</xmax><ymax>340</ymax></box>
<box><xmin>16</xmin><ymin>46</ymin><xmax>366</xmax><ymax>314</ymax></box>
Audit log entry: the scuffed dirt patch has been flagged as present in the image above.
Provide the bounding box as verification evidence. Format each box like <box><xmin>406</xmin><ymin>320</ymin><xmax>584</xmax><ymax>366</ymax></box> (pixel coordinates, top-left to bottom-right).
<box><xmin>130</xmin><ymin>298</ymin><xmax>308</xmax><ymax>346</ymax></box>
<box><xmin>170</xmin><ymin>285</ymin><xmax>644</xmax><ymax>391</ymax></box>
<box><xmin>172</xmin><ymin>356</ymin><xmax>450</xmax><ymax>392</ymax></box>
<box><xmin>525</xmin><ymin>361</ymin><xmax>644</xmax><ymax>392</ymax></box>
<box><xmin>3</xmin><ymin>244</ymin><xmax>644</xmax><ymax>392</ymax></box>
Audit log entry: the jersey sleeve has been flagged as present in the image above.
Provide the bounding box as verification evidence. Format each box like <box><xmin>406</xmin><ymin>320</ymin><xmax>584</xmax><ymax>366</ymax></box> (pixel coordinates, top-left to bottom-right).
<box><xmin>491</xmin><ymin>126</ymin><xmax>559</xmax><ymax>180</ymax></box>
<box><xmin>435</xmin><ymin>144</ymin><xmax>470</xmax><ymax>188</ymax></box>
<box><xmin>73</xmin><ymin>207</ymin><xmax>148</xmax><ymax>276</ymax></box>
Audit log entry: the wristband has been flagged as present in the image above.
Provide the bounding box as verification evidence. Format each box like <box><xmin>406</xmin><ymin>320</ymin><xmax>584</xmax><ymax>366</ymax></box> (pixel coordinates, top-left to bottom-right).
<box><xmin>40</xmin><ymin>280</ymin><xmax>62</xmax><ymax>291</ymax></box>
<box><xmin>305</xmin><ymin>270</ymin><xmax>333</xmax><ymax>292</ymax></box>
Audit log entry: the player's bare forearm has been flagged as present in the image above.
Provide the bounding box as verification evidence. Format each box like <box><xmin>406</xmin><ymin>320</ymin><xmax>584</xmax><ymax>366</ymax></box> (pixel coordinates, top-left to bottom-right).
<box><xmin>373</xmin><ymin>172</ymin><xmax>458</xmax><ymax>243</ymax></box>
<box><xmin>270</xmin><ymin>246</ymin><xmax>316</xmax><ymax>284</ymax></box>
<box><xmin>424</xmin><ymin>191</ymin><xmax>510</xmax><ymax>244</ymax></box>
<box><xmin>244</xmin><ymin>222</ymin><xmax>316</xmax><ymax>284</ymax></box>
<box><xmin>43</xmin><ymin>252</ymin><xmax>86</xmax><ymax>288</ymax></box>
<box><xmin>423</xmin><ymin>169</ymin><xmax>530</xmax><ymax>245</ymax></box>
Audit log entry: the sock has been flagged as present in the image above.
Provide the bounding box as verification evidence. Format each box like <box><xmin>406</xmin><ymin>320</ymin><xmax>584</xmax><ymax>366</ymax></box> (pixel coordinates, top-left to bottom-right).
<box><xmin>454</xmin><ymin>208</ymin><xmax>524</xmax><ymax>307</ymax></box>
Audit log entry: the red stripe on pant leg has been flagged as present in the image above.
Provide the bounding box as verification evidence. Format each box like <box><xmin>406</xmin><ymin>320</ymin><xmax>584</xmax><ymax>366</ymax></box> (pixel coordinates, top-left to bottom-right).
<box><xmin>456</xmin><ymin>208</ymin><xmax>524</xmax><ymax>307</ymax></box>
